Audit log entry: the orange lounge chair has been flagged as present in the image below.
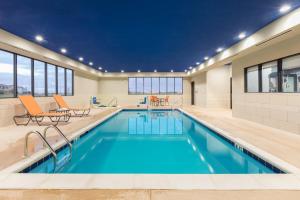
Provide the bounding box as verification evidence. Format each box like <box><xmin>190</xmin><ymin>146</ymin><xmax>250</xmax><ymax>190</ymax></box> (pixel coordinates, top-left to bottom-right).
<box><xmin>53</xmin><ymin>95</ymin><xmax>90</xmax><ymax>117</ymax></box>
<box><xmin>15</xmin><ymin>95</ymin><xmax>70</xmax><ymax>126</ymax></box>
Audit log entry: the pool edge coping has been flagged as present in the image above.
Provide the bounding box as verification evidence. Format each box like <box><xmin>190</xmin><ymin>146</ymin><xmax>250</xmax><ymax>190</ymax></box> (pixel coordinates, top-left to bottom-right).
<box><xmin>0</xmin><ymin>107</ymin><xmax>300</xmax><ymax>190</ymax></box>
<box><xmin>178</xmin><ymin>108</ymin><xmax>300</xmax><ymax>174</ymax></box>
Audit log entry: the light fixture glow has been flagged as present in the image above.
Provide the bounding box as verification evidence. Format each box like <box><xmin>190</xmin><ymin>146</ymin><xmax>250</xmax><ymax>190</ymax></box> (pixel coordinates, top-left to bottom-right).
<box><xmin>204</xmin><ymin>56</ymin><xmax>209</xmax><ymax>60</ymax></box>
<box><xmin>196</xmin><ymin>62</ymin><xmax>200</xmax><ymax>65</ymax></box>
<box><xmin>170</xmin><ymin>69</ymin><xmax>174</xmax><ymax>72</ymax></box>
<box><xmin>238</xmin><ymin>32</ymin><xmax>246</xmax><ymax>39</ymax></box>
<box><xmin>60</xmin><ymin>48</ymin><xmax>67</xmax><ymax>54</ymax></box>
<box><xmin>78</xmin><ymin>57</ymin><xmax>84</xmax><ymax>61</ymax></box>
<box><xmin>121</xmin><ymin>70</ymin><xmax>124</xmax><ymax>73</ymax></box>
<box><xmin>154</xmin><ymin>69</ymin><xmax>157</xmax><ymax>72</ymax></box>
<box><xmin>35</xmin><ymin>35</ymin><xmax>44</xmax><ymax>42</ymax></box>
<box><xmin>98</xmin><ymin>67</ymin><xmax>102</xmax><ymax>70</ymax></box>
<box><xmin>89</xmin><ymin>62</ymin><xmax>93</xmax><ymax>66</ymax></box>
<box><xmin>216</xmin><ymin>47</ymin><xmax>224</xmax><ymax>53</ymax></box>
<box><xmin>137</xmin><ymin>70</ymin><xmax>141</xmax><ymax>73</ymax></box>
<box><xmin>184</xmin><ymin>69</ymin><xmax>187</xmax><ymax>72</ymax></box>
<box><xmin>279</xmin><ymin>4</ymin><xmax>291</xmax><ymax>13</ymax></box>
<box><xmin>105</xmin><ymin>70</ymin><xmax>108</xmax><ymax>73</ymax></box>
<box><xmin>189</xmin><ymin>66</ymin><xmax>192</xmax><ymax>70</ymax></box>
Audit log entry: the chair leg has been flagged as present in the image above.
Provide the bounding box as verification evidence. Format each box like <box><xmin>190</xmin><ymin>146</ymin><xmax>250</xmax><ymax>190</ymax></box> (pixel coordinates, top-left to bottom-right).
<box><xmin>34</xmin><ymin>116</ymin><xmax>45</xmax><ymax>126</ymax></box>
<box><xmin>48</xmin><ymin>116</ymin><xmax>61</xmax><ymax>126</ymax></box>
<box><xmin>13</xmin><ymin>114</ymin><xmax>31</xmax><ymax>126</ymax></box>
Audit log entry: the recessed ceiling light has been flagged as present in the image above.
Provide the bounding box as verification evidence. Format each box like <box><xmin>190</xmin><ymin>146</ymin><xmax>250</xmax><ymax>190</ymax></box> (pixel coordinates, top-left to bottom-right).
<box><xmin>238</xmin><ymin>32</ymin><xmax>246</xmax><ymax>39</ymax></box>
<box><xmin>154</xmin><ymin>69</ymin><xmax>157</xmax><ymax>72</ymax></box>
<box><xmin>196</xmin><ymin>62</ymin><xmax>200</xmax><ymax>65</ymax></box>
<box><xmin>189</xmin><ymin>66</ymin><xmax>192</xmax><ymax>70</ymax></box>
<box><xmin>184</xmin><ymin>69</ymin><xmax>187</xmax><ymax>72</ymax></box>
<box><xmin>105</xmin><ymin>70</ymin><xmax>108</xmax><ymax>73</ymax></box>
<box><xmin>89</xmin><ymin>62</ymin><xmax>93</xmax><ymax>66</ymax></box>
<box><xmin>35</xmin><ymin>35</ymin><xmax>44</xmax><ymax>42</ymax></box>
<box><xmin>216</xmin><ymin>47</ymin><xmax>224</xmax><ymax>53</ymax></box>
<box><xmin>279</xmin><ymin>4</ymin><xmax>291</xmax><ymax>13</ymax></box>
<box><xmin>137</xmin><ymin>70</ymin><xmax>141</xmax><ymax>73</ymax></box>
<box><xmin>121</xmin><ymin>70</ymin><xmax>124</xmax><ymax>73</ymax></box>
<box><xmin>170</xmin><ymin>69</ymin><xmax>174</xmax><ymax>72</ymax></box>
<box><xmin>204</xmin><ymin>56</ymin><xmax>209</xmax><ymax>60</ymax></box>
<box><xmin>78</xmin><ymin>57</ymin><xmax>84</xmax><ymax>61</ymax></box>
<box><xmin>60</xmin><ymin>48</ymin><xmax>67</xmax><ymax>54</ymax></box>
<box><xmin>98</xmin><ymin>67</ymin><xmax>102</xmax><ymax>70</ymax></box>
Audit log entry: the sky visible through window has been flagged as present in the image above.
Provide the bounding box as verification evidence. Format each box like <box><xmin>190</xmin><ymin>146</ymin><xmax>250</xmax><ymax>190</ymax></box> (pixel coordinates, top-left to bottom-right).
<box><xmin>129</xmin><ymin>77</ymin><xmax>182</xmax><ymax>94</ymax></box>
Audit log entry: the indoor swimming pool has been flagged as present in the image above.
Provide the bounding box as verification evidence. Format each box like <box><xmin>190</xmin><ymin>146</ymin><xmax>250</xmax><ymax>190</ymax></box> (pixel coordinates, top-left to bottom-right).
<box><xmin>22</xmin><ymin>110</ymin><xmax>281</xmax><ymax>174</ymax></box>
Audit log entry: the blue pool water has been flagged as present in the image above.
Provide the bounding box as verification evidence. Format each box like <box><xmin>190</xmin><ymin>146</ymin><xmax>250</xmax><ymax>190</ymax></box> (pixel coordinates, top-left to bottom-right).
<box><xmin>26</xmin><ymin>110</ymin><xmax>277</xmax><ymax>174</ymax></box>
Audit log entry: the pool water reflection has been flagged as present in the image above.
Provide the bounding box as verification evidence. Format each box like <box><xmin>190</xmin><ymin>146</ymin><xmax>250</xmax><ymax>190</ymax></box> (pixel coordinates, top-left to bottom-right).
<box><xmin>26</xmin><ymin>110</ymin><xmax>275</xmax><ymax>174</ymax></box>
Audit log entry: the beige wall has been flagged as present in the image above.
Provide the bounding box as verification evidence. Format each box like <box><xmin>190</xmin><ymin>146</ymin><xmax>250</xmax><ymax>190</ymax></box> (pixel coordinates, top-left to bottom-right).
<box><xmin>206</xmin><ymin>66</ymin><xmax>231</xmax><ymax>108</ymax></box>
<box><xmin>232</xmin><ymin>33</ymin><xmax>300</xmax><ymax>134</ymax></box>
<box><xmin>0</xmin><ymin>71</ymin><xmax>98</xmax><ymax>127</ymax></box>
<box><xmin>191</xmin><ymin>65</ymin><xmax>231</xmax><ymax>109</ymax></box>
<box><xmin>98</xmin><ymin>77</ymin><xmax>191</xmax><ymax>106</ymax></box>
<box><xmin>191</xmin><ymin>72</ymin><xmax>207</xmax><ymax>107</ymax></box>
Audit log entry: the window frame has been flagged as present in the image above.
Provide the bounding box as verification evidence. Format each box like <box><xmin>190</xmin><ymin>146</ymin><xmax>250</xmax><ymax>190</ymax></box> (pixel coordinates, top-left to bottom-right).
<box><xmin>128</xmin><ymin>77</ymin><xmax>183</xmax><ymax>95</ymax></box>
<box><xmin>33</xmin><ymin>59</ymin><xmax>47</xmax><ymax>97</ymax></box>
<box><xmin>0</xmin><ymin>48</ymin><xmax>74</xmax><ymax>98</ymax></box>
<box><xmin>16</xmin><ymin>54</ymin><xmax>33</xmax><ymax>96</ymax></box>
<box><xmin>0</xmin><ymin>49</ymin><xmax>15</xmax><ymax>98</ymax></box>
<box><xmin>244</xmin><ymin>53</ymin><xmax>300</xmax><ymax>93</ymax></box>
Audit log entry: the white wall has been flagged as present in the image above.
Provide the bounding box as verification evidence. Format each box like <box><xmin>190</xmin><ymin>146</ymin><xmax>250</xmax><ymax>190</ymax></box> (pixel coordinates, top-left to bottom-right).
<box><xmin>191</xmin><ymin>65</ymin><xmax>231</xmax><ymax>109</ymax></box>
<box><xmin>232</xmin><ymin>33</ymin><xmax>300</xmax><ymax>134</ymax></box>
<box><xmin>98</xmin><ymin>77</ymin><xmax>191</xmax><ymax>106</ymax></box>
<box><xmin>206</xmin><ymin>66</ymin><xmax>231</xmax><ymax>108</ymax></box>
<box><xmin>191</xmin><ymin>72</ymin><xmax>207</xmax><ymax>107</ymax></box>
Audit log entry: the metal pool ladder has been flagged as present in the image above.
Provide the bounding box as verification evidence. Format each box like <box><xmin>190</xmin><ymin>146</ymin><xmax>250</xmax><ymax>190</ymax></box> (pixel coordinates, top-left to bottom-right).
<box><xmin>24</xmin><ymin>130</ymin><xmax>58</xmax><ymax>169</ymax></box>
<box><xmin>43</xmin><ymin>125</ymin><xmax>72</xmax><ymax>155</ymax></box>
<box><xmin>24</xmin><ymin>125</ymin><xmax>72</xmax><ymax>171</ymax></box>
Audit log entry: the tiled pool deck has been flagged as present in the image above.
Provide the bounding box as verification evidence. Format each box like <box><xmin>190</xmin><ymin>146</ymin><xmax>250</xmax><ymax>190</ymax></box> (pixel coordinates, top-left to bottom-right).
<box><xmin>0</xmin><ymin>106</ymin><xmax>300</xmax><ymax>199</ymax></box>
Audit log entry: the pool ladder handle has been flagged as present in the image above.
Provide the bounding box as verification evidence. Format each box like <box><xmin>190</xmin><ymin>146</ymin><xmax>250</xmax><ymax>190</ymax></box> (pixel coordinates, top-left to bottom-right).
<box><xmin>43</xmin><ymin>125</ymin><xmax>72</xmax><ymax>157</ymax></box>
<box><xmin>24</xmin><ymin>126</ymin><xmax>72</xmax><ymax>172</ymax></box>
<box><xmin>24</xmin><ymin>130</ymin><xmax>58</xmax><ymax>170</ymax></box>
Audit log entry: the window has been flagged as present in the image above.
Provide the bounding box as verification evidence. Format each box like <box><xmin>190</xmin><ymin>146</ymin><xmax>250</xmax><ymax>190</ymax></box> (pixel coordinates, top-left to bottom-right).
<box><xmin>66</xmin><ymin>69</ymin><xmax>73</xmax><ymax>96</ymax></box>
<box><xmin>0</xmin><ymin>50</ymin><xmax>14</xmax><ymax>98</ymax></box>
<box><xmin>17</xmin><ymin>55</ymin><xmax>32</xmax><ymax>95</ymax></box>
<box><xmin>128</xmin><ymin>77</ymin><xmax>183</xmax><ymax>95</ymax></box>
<box><xmin>159</xmin><ymin>78</ymin><xmax>167</xmax><ymax>94</ymax></box>
<box><xmin>143</xmin><ymin>77</ymin><xmax>151</xmax><ymax>94</ymax></box>
<box><xmin>57</xmin><ymin>67</ymin><xmax>65</xmax><ymax>95</ymax></box>
<box><xmin>151</xmin><ymin>77</ymin><xmax>159</xmax><ymax>94</ymax></box>
<box><xmin>47</xmin><ymin>64</ymin><xmax>56</xmax><ymax>96</ymax></box>
<box><xmin>175</xmin><ymin>77</ymin><xmax>183</xmax><ymax>94</ymax></box>
<box><xmin>167</xmin><ymin>77</ymin><xmax>175</xmax><ymax>94</ymax></box>
<box><xmin>262</xmin><ymin>61</ymin><xmax>278</xmax><ymax>92</ymax></box>
<box><xmin>282</xmin><ymin>55</ymin><xmax>300</xmax><ymax>93</ymax></box>
<box><xmin>246</xmin><ymin>66</ymin><xmax>259</xmax><ymax>92</ymax></box>
<box><xmin>245</xmin><ymin>54</ymin><xmax>300</xmax><ymax>93</ymax></box>
<box><xmin>128</xmin><ymin>77</ymin><xmax>136</xmax><ymax>94</ymax></box>
<box><xmin>0</xmin><ymin>48</ymin><xmax>74</xmax><ymax>98</ymax></box>
<box><xmin>34</xmin><ymin>60</ymin><xmax>46</xmax><ymax>96</ymax></box>
<box><xmin>136</xmin><ymin>78</ymin><xmax>143</xmax><ymax>94</ymax></box>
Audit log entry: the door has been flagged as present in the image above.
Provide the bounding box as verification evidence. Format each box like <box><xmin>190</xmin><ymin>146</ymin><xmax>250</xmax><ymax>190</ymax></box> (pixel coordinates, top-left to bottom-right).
<box><xmin>191</xmin><ymin>81</ymin><xmax>195</xmax><ymax>105</ymax></box>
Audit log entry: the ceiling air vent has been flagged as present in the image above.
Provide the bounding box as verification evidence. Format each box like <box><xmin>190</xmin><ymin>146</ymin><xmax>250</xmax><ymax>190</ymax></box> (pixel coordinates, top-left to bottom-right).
<box><xmin>255</xmin><ymin>29</ymin><xmax>292</xmax><ymax>47</ymax></box>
